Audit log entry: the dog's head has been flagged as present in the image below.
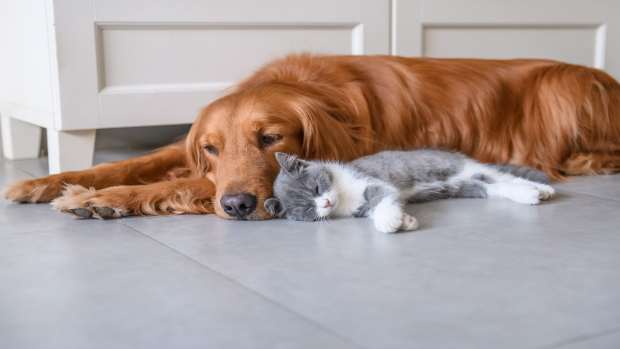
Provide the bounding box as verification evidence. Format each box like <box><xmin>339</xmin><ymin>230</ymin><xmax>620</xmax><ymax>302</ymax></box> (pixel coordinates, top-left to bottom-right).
<box><xmin>186</xmin><ymin>81</ymin><xmax>370</xmax><ymax>220</ymax></box>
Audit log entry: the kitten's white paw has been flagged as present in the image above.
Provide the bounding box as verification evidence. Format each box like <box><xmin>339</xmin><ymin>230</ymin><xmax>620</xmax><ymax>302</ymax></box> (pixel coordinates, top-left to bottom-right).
<box><xmin>510</xmin><ymin>186</ymin><xmax>541</xmax><ymax>205</ymax></box>
<box><xmin>374</xmin><ymin>211</ymin><xmax>402</xmax><ymax>233</ymax></box>
<box><xmin>401</xmin><ymin>213</ymin><xmax>419</xmax><ymax>231</ymax></box>
<box><xmin>372</xmin><ymin>202</ymin><xmax>403</xmax><ymax>233</ymax></box>
<box><xmin>511</xmin><ymin>178</ymin><xmax>555</xmax><ymax>201</ymax></box>
<box><xmin>535</xmin><ymin>183</ymin><xmax>555</xmax><ymax>201</ymax></box>
<box><xmin>488</xmin><ymin>182</ymin><xmax>541</xmax><ymax>205</ymax></box>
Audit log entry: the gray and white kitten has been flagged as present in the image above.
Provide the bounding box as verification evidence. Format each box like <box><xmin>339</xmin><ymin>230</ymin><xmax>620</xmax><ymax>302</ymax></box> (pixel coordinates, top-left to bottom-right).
<box><xmin>264</xmin><ymin>150</ymin><xmax>555</xmax><ymax>233</ymax></box>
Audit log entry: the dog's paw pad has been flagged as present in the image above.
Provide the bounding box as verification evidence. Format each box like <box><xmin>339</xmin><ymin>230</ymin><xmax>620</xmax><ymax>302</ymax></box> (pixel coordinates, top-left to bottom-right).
<box><xmin>70</xmin><ymin>208</ymin><xmax>93</xmax><ymax>218</ymax></box>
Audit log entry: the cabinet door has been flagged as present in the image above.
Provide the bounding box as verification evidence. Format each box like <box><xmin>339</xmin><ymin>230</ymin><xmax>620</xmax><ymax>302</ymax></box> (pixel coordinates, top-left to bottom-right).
<box><xmin>393</xmin><ymin>0</ymin><xmax>620</xmax><ymax>78</ymax></box>
<box><xmin>54</xmin><ymin>0</ymin><xmax>390</xmax><ymax>130</ymax></box>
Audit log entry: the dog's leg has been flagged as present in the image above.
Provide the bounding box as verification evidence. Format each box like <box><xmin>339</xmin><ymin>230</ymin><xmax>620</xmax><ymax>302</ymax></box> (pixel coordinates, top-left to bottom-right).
<box><xmin>3</xmin><ymin>143</ymin><xmax>187</xmax><ymax>203</ymax></box>
<box><xmin>51</xmin><ymin>177</ymin><xmax>215</xmax><ymax>219</ymax></box>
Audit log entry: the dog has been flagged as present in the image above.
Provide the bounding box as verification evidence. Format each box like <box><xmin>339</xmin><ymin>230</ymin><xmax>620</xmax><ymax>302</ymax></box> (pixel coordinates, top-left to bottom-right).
<box><xmin>5</xmin><ymin>54</ymin><xmax>620</xmax><ymax>220</ymax></box>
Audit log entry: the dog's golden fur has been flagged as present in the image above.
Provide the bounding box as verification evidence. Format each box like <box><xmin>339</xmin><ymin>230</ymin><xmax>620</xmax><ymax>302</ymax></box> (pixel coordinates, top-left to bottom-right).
<box><xmin>5</xmin><ymin>54</ymin><xmax>620</xmax><ymax>219</ymax></box>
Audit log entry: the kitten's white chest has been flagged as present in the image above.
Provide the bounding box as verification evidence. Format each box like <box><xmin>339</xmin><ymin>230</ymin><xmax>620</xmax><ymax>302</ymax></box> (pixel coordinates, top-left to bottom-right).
<box><xmin>327</xmin><ymin>164</ymin><xmax>369</xmax><ymax>217</ymax></box>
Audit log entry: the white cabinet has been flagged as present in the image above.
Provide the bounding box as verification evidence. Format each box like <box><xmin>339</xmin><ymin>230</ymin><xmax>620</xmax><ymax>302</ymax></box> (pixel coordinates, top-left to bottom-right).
<box><xmin>2</xmin><ymin>0</ymin><xmax>619</xmax><ymax>173</ymax></box>
<box><xmin>0</xmin><ymin>0</ymin><xmax>389</xmax><ymax>173</ymax></box>
<box><xmin>393</xmin><ymin>0</ymin><xmax>620</xmax><ymax>78</ymax></box>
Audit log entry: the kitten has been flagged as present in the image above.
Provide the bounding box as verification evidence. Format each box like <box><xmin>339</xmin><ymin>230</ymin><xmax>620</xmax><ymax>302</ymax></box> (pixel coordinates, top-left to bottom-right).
<box><xmin>264</xmin><ymin>150</ymin><xmax>555</xmax><ymax>233</ymax></box>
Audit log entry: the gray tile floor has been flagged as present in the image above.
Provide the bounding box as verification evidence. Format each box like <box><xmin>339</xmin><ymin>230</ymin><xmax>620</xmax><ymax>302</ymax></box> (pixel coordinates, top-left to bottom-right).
<box><xmin>1</xmin><ymin>149</ymin><xmax>620</xmax><ymax>349</ymax></box>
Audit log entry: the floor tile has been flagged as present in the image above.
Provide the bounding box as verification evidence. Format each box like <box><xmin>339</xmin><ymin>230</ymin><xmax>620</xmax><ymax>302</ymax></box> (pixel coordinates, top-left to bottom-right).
<box><xmin>8</xmin><ymin>158</ymin><xmax>49</xmax><ymax>178</ymax></box>
<box><xmin>123</xmin><ymin>192</ymin><xmax>620</xmax><ymax>349</ymax></box>
<box><xmin>0</xmin><ymin>200</ymin><xmax>100</xmax><ymax>234</ymax></box>
<box><xmin>0</xmin><ymin>161</ymin><xmax>32</xmax><ymax>188</ymax></box>
<box><xmin>555</xmin><ymin>175</ymin><xmax>620</xmax><ymax>202</ymax></box>
<box><xmin>2</xmin><ymin>153</ymin><xmax>620</xmax><ymax>349</ymax></box>
<box><xmin>547</xmin><ymin>328</ymin><xmax>620</xmax><ymax>349</ymax></box>
<box><xmin>0</xmin><ymin>223</ymin><xmax>358</xmax><ymax>349</ymax></box>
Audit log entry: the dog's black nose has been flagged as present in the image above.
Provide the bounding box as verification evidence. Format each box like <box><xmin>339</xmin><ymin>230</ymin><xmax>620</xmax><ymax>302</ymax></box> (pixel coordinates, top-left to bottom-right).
<box><xmin>220</xmin><ymin>193</ymin><xmax>257</xmax><ymax>218</ymax></box>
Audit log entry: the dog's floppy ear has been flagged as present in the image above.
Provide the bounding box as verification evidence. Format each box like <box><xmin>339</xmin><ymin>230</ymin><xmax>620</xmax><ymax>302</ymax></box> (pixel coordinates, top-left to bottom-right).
<box><xmin>274</xmin><ymin>152</ymin><xmax>309</xmax><ymax>176</ymax></box>
<box><xmin>288</xmin><ymin>83</ymin><xmax>373</xmax><ymax>161</ymax></box>
<box><xmin>264</xmin><ymin>197</ymin><xmax>285</xmax><ymax>218</ymax></box>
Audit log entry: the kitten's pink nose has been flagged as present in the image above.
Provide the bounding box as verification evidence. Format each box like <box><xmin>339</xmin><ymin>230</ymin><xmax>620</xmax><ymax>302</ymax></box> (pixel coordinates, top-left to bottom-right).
<box><xmin>323</xmin><ymin>199</ymin><xmax>333</xmax><ymax>208</ymax></box>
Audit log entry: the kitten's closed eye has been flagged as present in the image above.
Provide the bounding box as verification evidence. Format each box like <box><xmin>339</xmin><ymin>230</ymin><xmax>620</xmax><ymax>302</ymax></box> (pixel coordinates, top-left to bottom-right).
<box><xmin>313</xmin><ymin>169</ymin><xmax>332</xmax><ymax>195</ymax></box>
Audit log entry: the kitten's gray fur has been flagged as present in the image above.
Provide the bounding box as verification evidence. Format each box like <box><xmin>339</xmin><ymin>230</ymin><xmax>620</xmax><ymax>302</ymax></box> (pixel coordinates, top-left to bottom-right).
<box><xmin>265</xmin><ymin>149</ymin><xmax>553</xmax><ymax>231</ymax></box>
<box><xmin>351</xmin><ymin>150</ymin><xmax>548</xmax><ymax>189</ymax></box>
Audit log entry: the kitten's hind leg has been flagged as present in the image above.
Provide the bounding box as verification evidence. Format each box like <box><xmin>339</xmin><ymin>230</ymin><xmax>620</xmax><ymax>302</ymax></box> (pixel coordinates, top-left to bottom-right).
<box><xmin>485</xmin><ymin>182</ymin><xmax>542</xmax><ymax>205</ymax></box>
<box><xmin>401</xmin><ymin>213</ymin><xmax>419</xmax><ymax>231</ymax></box>
<box><xmin>465</xmin><ymin>161</ymin><xmax>555</xmax><ymax>204</ymax></box>
<box><xmin>406</xmin><ymin>180</ymin><xmax>488</xmax><ymax>203</ymax></box>
<box><xmin>510</xmin><ymin>177</ymin><xmax>555</xmax><ymax>201</ymax></box>
<box><xmin>453</xmin><ymin>180</ymin><xmax>488</xmax><ymax>199</ymax></box>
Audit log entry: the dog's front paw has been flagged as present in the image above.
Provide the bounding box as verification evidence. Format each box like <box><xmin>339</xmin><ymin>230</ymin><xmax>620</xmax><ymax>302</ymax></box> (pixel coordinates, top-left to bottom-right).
<box><xmin>51</xmin><ymin>185</ymin><xmax>130</xmax><ymax>219</ymax></box>
<box><xmin>4</xmin><ymin>177</ymin><xmax>64</xmax><ymax>203</ymax></box>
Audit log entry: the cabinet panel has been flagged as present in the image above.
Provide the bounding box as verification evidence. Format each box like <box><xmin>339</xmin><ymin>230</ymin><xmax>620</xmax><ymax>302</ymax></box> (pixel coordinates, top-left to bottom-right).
<box><xmin>423</xmin><ymin>25</ymin><xmax>599</xmax><ymax>67</ymax></box>
<box><xmin>394</xmin><ymin>0</ymin><xmax>620</xmax><ymax>79</ymax></box>
<box><xmin>53</xmin><ymin>0</ymin><xmax>389</xmax><ymax>129</ymax></box>
<box><xmin>100</xmin><ymin>24</ymin><xmax>357</xmax><ymax>88</ymax></box>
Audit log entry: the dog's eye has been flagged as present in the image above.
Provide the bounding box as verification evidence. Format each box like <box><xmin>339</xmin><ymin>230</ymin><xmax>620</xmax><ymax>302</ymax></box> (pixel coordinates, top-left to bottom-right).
<box><xmin>203</xmin><ymin>144</ymin><xmax>219</xmax><ymax>156</ymax></box>
<box><xmin>259</xmin><ymin>134</ymin><xmax>282</xmax><ymax>148</ymax></box>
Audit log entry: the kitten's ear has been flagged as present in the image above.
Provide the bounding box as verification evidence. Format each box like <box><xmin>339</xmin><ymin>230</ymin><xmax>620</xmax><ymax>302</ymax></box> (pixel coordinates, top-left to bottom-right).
<box><xmin>274</xmin><ymin>152</ymin><xmax>309</xmax><ymax>176</ymax></box>
<box><xmin>264</xmin><ymin>197</ymin><xmax>284</xmax><ymax>218</ymax></box>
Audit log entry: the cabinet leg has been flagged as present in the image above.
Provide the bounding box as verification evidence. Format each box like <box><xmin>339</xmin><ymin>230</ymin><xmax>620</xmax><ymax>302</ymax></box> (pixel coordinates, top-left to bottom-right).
<box><xmin>1</xmin><ymin>115</ymin><xmax>42</xmax><ymax>159</ymax></box>
<box><xmin>46</xmin><ymin>129</ymin><xmax>96</xmax><ymax>174</ymax></box>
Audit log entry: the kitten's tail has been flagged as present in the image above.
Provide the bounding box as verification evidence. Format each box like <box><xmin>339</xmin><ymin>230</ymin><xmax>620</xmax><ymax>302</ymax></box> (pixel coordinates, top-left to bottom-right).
<box><xmin>491</xmin><ymin>164</ymin><xmax>550</xmax><ymax>184</ymax></box>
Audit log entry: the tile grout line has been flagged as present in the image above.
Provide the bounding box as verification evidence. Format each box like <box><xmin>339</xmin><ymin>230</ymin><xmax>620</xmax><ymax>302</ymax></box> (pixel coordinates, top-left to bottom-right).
<box><xmin>536</xmin><ymin>325</ymin><xmax>620</xmax><ymax>349</ymax></box>
<box><xmin>10</xmin><ymin>164</ymin><xmax>41</xmax><ymax>179</ymax></box>
<box><xmin>118</xmin><ymin>220</ymin><xmax>370</xmax><ymax>349</ymax></box>
<box><xmin>559</xmin><ymin>187</ymin><xmax>620</xmax><ymax>204</ymax></box>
